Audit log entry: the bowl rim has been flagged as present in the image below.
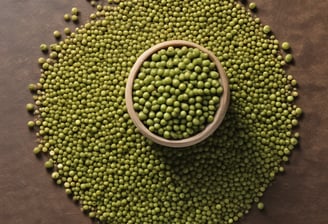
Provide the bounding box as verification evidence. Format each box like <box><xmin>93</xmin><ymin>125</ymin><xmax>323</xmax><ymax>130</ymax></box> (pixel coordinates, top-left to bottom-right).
<box><xmin>125</xmin><ymin>40</ymin><xmax>230</xmax><ymax>148</ymax></box>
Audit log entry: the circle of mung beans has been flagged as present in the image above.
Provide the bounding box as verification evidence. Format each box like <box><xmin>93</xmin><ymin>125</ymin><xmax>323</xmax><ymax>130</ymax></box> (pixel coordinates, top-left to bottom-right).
<box><xmin>28</xmin><ymin>1</ymin><xmax>301</xmax><ymax>223</ymax></box>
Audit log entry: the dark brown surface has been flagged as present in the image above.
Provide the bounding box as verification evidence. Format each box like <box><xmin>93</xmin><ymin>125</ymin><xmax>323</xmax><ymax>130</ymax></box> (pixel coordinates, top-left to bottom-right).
<box><xmin>0</xmin><ymin>0</ymin><xmax>327</xmax><ymax>224</ymax></box>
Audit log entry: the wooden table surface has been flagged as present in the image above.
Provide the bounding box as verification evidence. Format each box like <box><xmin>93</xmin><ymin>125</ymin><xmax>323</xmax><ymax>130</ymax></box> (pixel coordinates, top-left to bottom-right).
<box><xmin>0</xmin><ymin>0</ymin><xmax>327</xmax><ymax>223</ymax></box>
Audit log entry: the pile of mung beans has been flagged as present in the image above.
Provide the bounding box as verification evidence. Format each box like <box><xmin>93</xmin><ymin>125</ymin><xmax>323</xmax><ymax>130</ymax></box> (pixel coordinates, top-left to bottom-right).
<box><xmin>27</xmin><ymin>0</ymin><xmax>302</xmax><ymax>223</ymax></box>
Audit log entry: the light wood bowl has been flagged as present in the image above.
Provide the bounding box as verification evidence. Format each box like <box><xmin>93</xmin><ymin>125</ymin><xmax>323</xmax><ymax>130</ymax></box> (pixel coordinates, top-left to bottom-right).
<box><xmin>125</xmin><ymin>40</ymin><xmax>230</xmax><ymax>148</ymax></box>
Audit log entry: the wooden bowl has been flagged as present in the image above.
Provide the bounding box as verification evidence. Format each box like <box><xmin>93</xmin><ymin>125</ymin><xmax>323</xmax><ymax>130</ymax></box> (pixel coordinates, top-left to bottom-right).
<box><xmin>125</xmin><ymin>40</ymin><xmax>230</xmax><ymax>148</ymax></box>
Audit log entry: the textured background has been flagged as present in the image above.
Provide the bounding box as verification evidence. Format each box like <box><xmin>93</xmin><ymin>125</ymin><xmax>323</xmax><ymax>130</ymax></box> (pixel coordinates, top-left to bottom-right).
<box><xmin>0</xmin><ymin>0</ymin><xmax>327</xmax><ymax>223</ymax></box>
